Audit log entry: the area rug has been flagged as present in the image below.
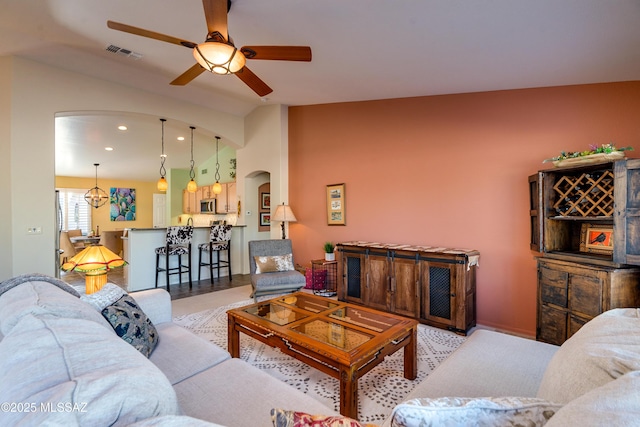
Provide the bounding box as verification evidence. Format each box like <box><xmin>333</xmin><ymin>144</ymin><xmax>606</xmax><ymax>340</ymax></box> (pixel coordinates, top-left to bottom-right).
<box><xmin>174</xmin><ymin>300</ymin><xmax>466</xmax><ymax>424</ymax></box>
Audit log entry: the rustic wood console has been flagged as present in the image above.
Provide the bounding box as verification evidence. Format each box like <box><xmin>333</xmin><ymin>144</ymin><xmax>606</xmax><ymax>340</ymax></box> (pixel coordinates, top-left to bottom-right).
<box><xmin>530</xmin><ymin>159</ymin><xmax>640</xmax><ymax>345</ymax></box>
<box><xmin>336</xmin><ymin>242</ymin><xmax>479</xmax><ymax>335</ymax></box>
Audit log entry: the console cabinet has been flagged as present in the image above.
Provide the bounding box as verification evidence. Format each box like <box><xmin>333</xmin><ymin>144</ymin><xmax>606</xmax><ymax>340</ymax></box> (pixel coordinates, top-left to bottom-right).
<box><xmin>530</xmin><ymin>159</ymin><xmax>640</xmax><ymax>344</ymax></box>
<box><xmin>337</xmin><ymin>242</ymin><xmax>479</xmax><ymax>335</ymax></box>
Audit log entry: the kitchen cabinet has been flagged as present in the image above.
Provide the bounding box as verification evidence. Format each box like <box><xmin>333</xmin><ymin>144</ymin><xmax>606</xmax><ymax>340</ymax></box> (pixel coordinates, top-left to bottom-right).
<box><xmin>182</xmin><ymin>189</ymin><xmax>197</xmax><ymax>214</ymax></box>
<box><xmin>216</xmin><ymin>182</ymin><xmax>237</xmax><ymax>213</ymax></box>
<box><xmin>530</xmin><ymin>159</ymin><xmax>640</xmax><ymax>344</ymax></box>
<box><xmin>337</xmin><ymin>242</ymin><xmax>479</xmax><ymax>335</ymax></box>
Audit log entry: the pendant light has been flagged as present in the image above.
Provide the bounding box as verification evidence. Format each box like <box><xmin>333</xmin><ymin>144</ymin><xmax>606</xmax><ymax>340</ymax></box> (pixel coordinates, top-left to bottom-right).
<box><xmin>157</xmin><ymin>118</ymin><xmax>168</xmax><ymax>192</ymax></box>
<box><xmin>84</xmin><ymin>163</ymin><xmax>108</xmax><ymax>209</ymax></box>
<box><xmin>187</xmin><ymin>126</ymin><xmax>197</xmax><ymax>193</ymax></box>
<box><xmin>212</xmin><ymin>136</ymin><xmax>222</xmax><ymax>195</ymax></box>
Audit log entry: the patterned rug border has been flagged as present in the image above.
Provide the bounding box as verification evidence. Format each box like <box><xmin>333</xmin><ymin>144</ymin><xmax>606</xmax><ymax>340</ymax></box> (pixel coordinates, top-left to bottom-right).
<box><xmin>174</xmin><ymin>299</ymin><xmax>466</xmax><ymax>423</ymax></box>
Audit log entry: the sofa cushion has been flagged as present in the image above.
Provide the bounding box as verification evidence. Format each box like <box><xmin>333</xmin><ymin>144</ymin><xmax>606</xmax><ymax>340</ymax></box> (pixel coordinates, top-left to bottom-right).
<box><xmin>0</xmin><ymin>279</ymin><xmax>111</xmax><ymax>335</ymax></box>
<box><xmin>254</xmin><ymin>254</ymin><xmax>295</xmax><ymax>274</ymax></box>
<box><xmin>388</xmin><ymin>397</ymin><xmax>562</xmax><ymax>427</ymax></box>
<box><xmin>545</xmin><ymin>370</ymin><xmax>640</xmax><ymax>427</ymax></box>
<box><xmin>129</xmin><ymin>415</ymin><xmax>227</xmax><ymax>427</ymax></box>
<box><xmin>150</xmin><ymin>322</ymin><xmax>230</xmax><ymax>385</ymax></box>
<box><xmin>102</xmin><ymin>294</ymin><xmax>159</xmax><ymax>357</ymax></box>
<box><xmin>402</xmin><ymin>329</ymin><xmax>558</xmax><ymax>401</ymax></box>
<box><xmin>0</xmin><ymin>313</ymin><xmax>179</xmax><ymax>426</ymax></box>
<box><xmin>174</xmin><ymin>358</ymin><xmax>336</xmax><ymax>427</ymax></box>
<box><xmin>537</xmin><ymin>308</ymin><xmax>640</xmax><ymax>404</ymax></box>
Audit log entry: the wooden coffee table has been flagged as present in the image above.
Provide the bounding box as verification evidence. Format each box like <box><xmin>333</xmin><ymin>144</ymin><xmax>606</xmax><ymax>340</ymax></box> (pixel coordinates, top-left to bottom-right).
<box><xmin>227</xmin><ymin>292</ymin><xmax>418</xmax><ymax>419</ymax></box>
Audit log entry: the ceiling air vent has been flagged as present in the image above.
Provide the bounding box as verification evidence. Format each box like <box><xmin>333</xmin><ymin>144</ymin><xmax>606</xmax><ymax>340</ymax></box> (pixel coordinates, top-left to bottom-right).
<box><xmin>106</xmin><ymin>44</ymin><xmax>143</xmax><ymax>60</ymax></box>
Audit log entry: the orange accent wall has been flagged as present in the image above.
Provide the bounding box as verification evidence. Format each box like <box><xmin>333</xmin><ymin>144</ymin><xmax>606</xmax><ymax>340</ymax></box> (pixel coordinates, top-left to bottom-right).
<box><xmin>288</xmin><ymin>81</ymin><xmax>640</xmax><ymax>337</ymax></box>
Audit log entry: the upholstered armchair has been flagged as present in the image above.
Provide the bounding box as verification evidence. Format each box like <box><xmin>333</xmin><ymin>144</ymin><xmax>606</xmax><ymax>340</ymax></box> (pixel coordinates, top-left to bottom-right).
<box><xmin>248</xmin><ymin>239</ymin><xmax>305</xmax><ymax>302</ymax></box>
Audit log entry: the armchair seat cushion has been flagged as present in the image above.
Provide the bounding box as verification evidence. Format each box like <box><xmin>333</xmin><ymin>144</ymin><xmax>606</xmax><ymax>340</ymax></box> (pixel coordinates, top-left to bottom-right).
<box><xmin>251</xmin><ymin>270</ymin><xmax>306</xmax><ymax>289</ymax></box>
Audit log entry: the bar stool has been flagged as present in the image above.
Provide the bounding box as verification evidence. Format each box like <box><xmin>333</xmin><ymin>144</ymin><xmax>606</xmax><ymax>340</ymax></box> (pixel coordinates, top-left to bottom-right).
<box><xmin>155</xmin><ymin>226</ymin><xmax>193</xmax><ymax>291</ymax></box>
<box><xmin>198</xmin><ymin>224</ymin><xmax>232</xmax><ymax>284</ymax></box>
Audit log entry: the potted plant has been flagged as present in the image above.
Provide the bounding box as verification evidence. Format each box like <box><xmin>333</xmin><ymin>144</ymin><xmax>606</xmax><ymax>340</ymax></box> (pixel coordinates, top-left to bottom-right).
<box><xmin>323</xmin><ymin>242</ymin><xmax>335</xmax><ymax>261</ymax></box>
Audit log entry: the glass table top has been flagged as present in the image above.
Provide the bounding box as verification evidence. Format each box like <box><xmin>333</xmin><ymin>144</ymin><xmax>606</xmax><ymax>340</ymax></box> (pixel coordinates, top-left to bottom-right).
<box><xmin>291</xmin><ymin>319</ymin><xmax>373</xmax><ymax>351</ymax></box>
<box><xmin>276</xmin><ymin>294</ymin><xmax>339</xmax><ymax>313</ymax></box>
<box><xmin>328</xmin><ymin>306</ymin><xmax>401</xmax><ymax>333</ymax></box>
<box><xmin>244</xmin><ymin>303</ymin><xmax>309</xmax><ymax>326</ymax></box>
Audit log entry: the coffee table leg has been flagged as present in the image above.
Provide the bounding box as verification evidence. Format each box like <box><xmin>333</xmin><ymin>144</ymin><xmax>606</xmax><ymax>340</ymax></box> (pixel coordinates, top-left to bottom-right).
<box><xmin>339</xmin><ymin>366</ymin><xmax>358</xmax><ymax>419</ymax></box>
<box><xmin>404</xmin><ymin>326</ymin><xmax>417</xmax><ymax>380</ymax></box>
<box><xmin>228</xmin><ymin>315</ymin><xmax>240</xmax><ymax>358</ymax></box>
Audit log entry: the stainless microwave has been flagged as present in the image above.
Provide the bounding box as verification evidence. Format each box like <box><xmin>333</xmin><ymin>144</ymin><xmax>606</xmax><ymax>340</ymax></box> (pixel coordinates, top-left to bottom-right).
<box><xmin>200</xmin><ymin>198</ymin><xmax>216</xmax><ymax>213</ymax></box>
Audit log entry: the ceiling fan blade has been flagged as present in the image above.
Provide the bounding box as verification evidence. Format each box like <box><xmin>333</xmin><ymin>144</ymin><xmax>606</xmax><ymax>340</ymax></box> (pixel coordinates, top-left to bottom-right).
<box><xmin>170</xmin><ymin>64</ymin><xmax>206</xmax><ymax>85</ymax></box>
<box><xmin>240</xmin><ymin>46</ymin><xmax>312</xmax><ymax>61</ymax></box>
<box><xmin>107</xmin><ymin>20</ymin><xmax>197</xmax><ymax>48</ymax></box>
<box><xmin>203</xmin><ymin>0</ymin><xmax>229</xmax><ymax>40</ymax></box>
<box><xmin>235</xmin><ymin>67</ymin><xmax>273</xmax><ymax>97</ymax></box>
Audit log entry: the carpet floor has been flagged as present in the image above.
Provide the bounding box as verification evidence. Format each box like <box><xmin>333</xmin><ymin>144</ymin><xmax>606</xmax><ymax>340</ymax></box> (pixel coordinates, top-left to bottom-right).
<box><xmin>174</xmin><ymin>299</ymin><xmax>466</xmax><ymax>424</ymax></box>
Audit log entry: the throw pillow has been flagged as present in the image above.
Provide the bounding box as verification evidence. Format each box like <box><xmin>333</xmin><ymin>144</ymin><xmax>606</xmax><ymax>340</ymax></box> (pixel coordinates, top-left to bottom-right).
<box><xmin>255</xmin><ymin>254</ymin><xmax>295</xmax><ymax>274</ymax></box>
<box><xmin>102</xmin><ymin>295</ymin><xmax>159</xmax><ymax>358</ymax></box>
<box><xmin>537</xmin><ymin>308</ymin><xmax>640</xmax><ymax>404</ymax></box>
<box><xmin>81</xmin><ymin>282</ymin><xmax>127</xmax><ymax>311</ymax></box>
<box><xmin>388</xmin><ymin>397</ymin><xmax>562</xmax><ymax>427</ymax></box>
<box><xmin>270</xmin><ymin>409</ymin><xmax>378</xmax><ymax>427</ymax></box>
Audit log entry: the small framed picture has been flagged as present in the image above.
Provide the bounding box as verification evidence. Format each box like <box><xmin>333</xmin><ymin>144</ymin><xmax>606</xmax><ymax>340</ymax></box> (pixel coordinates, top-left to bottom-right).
<box><xmin>260</xmin><ymin>212</ymin><xmax>271</xmax><ymax>227</ymax></box>
<box><xmin>580</xmin><ymin>223</ymin><xmax>613</xmax><ymax>254</ymax></box>
<box><xmin>326</xmin><ymin>183</ymin><xmax>346</xmax><ymax>226</ymax></box>
<box><xmin>261</xmin><ymin>192</ymin><xmax>271</xmax><ymax>209</ymax></box>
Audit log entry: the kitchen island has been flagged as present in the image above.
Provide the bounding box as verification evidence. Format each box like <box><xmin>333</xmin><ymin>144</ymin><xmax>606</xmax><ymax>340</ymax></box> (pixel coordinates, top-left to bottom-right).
<box><xmin>122</xmin><ymin>226</ymin><xmax>245</xmax><ymax>292</ymax></box>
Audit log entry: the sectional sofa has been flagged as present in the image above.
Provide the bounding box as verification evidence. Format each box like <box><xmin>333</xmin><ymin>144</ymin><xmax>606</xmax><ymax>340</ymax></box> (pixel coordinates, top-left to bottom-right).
<box><xmin>1</xmin><ymin>273</ymin><xmax>639</xmax><ymax>427</ymax></box>
<box><xmin>0</xmin><ymin>274</ymin><xmax>334</xmax><ymax>426</ymax></box>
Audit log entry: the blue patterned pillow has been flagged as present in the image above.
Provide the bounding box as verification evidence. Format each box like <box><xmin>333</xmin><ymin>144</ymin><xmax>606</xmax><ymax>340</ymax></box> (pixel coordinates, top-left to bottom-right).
<box><xmin>101</xmin><ymin>295</ymin><xmax>158</xmax><ymax>358</ymax></box>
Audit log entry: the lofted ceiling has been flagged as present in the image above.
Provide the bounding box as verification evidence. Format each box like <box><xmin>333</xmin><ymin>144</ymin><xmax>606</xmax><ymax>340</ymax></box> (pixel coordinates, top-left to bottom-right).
<box><xmin>2</xmin><ymin>0</ymin><xmax>640</xmax><ymax>180</ymax></box>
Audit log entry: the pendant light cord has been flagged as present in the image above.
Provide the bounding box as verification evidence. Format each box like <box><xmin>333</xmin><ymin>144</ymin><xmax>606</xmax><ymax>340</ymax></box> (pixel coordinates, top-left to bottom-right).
<box><xmin>189</xmin><ymin>126</ymin><xmax>196</xmax><ymax>180</ymax></box>
<box><xmin>159</xmin><ymin>118</ymin><xmax>167</xmax><ymax>178</ymax></box>
<box><xmin>215</xmin><ymin>136</ymin><xmax>221</xmax><ymax>182</ymax></box>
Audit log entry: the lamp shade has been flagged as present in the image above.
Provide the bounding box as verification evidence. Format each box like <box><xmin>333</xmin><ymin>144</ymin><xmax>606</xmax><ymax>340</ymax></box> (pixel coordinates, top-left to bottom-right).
<box><xmin>193</xmin><ymin>42</ymin><xmax>246</xmax><ymax>75</ymax></box>
<box><xmin>61</xmin><ymin>244</ymin><xmax>127</xmax><ymax>273</ymax></box>
<box><xmin>272</xmin><ymin>204</ymin><xmax>297</xmax><ymax>223</ymax></box>
<box><xmin>157</xmin><ymin>176</ymin><xmax>168</xmax><ymax>192</ymax></box>
<box><xmin>212</xmin><ymin>181</ymin><xmax>222</xmax><ymax>195</ymax></box>
<box><xmin>187</xmin><ymin>179</ymin><xmax>197</xmax><ymax>193</ymax></box>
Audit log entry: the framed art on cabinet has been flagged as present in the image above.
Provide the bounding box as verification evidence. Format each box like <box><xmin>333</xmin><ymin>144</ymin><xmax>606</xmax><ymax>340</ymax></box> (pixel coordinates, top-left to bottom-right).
<box><xmin>326</xmin><ymin>183</ymin><xmax>346</xmax><ymax>225</ymax></box>
<box><xmin>580</xmin><ymin>223</ymin><xmax>613</xmax><ymax>254</ymax></box>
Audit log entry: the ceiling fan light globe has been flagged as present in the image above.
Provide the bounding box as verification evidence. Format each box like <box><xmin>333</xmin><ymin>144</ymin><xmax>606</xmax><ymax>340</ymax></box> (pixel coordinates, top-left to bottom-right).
<box><xmin>194</xmin><ymin>42</ymin><xmax>246</xmax><ymax>75</ymax></box>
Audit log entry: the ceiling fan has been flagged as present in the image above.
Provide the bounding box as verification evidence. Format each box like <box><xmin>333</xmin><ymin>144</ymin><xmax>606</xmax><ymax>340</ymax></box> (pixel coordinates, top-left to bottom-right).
<box><xmin>107</xmin><ymin>0</ymin><xmax>311</xmax><ymax>96</ymax></box>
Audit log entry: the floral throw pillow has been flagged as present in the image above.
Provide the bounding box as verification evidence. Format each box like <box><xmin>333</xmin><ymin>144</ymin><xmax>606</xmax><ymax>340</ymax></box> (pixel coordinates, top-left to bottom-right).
<box><xmin>270</xmin><ymin>409</ymin><xmax>378</xmax><ymax>427</ymax></box>
<box><xmin>101</xmin><ymin>295</ymin><xmax>159</xmax><ymax>358</ymax></box>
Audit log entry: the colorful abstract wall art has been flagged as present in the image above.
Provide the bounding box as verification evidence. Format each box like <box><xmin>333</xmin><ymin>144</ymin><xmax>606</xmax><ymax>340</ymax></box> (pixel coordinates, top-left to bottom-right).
<box><xmin>110</xmin><ymin>188</ymin><xmax>136</xmax><ymax>221</ymax></box>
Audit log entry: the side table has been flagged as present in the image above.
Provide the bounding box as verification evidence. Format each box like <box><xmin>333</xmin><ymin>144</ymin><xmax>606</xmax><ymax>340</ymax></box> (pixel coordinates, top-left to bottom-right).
<box><xmin>311</xmin><ymin>259</ymin><xmax>337</xmax><ymax>297</ymax></box>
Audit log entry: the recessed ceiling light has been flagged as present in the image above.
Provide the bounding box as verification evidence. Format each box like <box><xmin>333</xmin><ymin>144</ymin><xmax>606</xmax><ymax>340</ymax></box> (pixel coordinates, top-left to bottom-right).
<box><xmin>118</xmin><ymin>125</ymin><xmax>128</xmax><ymax>131</ymax></box>
<box><xmin>105</xmin><ymin>147</ymin><xmax>114</xmax><ymax>151</ymax></box>
<box><xmin>177</xmin><ymin>136</ymin><xmax>185</xmax><ymax>141</ymax></box>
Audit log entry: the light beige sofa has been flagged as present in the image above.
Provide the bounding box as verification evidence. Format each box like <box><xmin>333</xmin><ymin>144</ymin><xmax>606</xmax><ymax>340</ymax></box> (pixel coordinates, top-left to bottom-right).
<box><xmin>383</xmin><ymin>308</ymin><xmax>640</xmax><ymax>426</ymax></box>
<box><xmin>0</xmin><ymin>274</ymin><xmax>335</xmax><ymax>427</ymax></box>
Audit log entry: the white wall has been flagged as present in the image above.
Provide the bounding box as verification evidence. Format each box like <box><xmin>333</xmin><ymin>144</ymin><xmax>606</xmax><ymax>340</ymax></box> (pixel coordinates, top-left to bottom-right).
<box><xmin>235</xmin><ymin>104</ymin><xmax>289</xmax><ymax>272</ymax></box>
<box><xmin>1</xmin><ymin>56</ymin><xmax>246</xmax><ymax>280</ymax></box>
